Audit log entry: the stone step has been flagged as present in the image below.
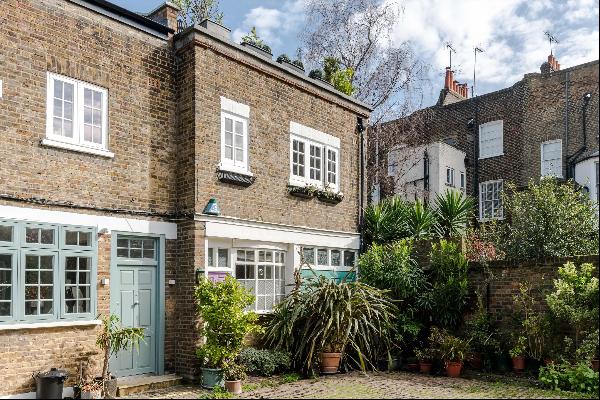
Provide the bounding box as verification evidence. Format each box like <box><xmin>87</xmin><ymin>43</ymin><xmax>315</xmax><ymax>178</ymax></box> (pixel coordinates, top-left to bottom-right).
<box><xmin>117</xmin><ymin>374</ymin><xmax>183</xmax><ymax>397</ymax></box>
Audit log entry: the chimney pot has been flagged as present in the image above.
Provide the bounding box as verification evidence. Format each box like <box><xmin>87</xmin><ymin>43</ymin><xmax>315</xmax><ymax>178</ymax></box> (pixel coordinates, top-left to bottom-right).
<box><xmin>444</xmin><ymin>67</ymin><xmax>453</xmax><ymax>90</ymax></box>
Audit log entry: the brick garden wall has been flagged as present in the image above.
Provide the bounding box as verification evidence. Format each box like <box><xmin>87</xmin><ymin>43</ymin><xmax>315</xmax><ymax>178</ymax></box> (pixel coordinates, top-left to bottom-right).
<box><xmin>467</xmin><ymin>255</ymin><xmax>599</xmax><ymax>324</ymax></box>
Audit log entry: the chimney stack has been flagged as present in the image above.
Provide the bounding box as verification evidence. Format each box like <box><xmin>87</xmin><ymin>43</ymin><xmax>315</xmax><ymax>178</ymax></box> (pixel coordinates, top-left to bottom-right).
<box><xmin>443</xmin><ymin>67</ymin><xmax>468</xmax><ymax>99</ymax></box>
<box><xmin>444</xmin><ymin>67</ymin><xmax>454</xmax><ymax>90</ymax></box>
<box><xmin>541</xmin><ymin>54</ymin><xmax>561</xmax><ymax>74</ymax></box>
<box><xmin>147</xmin><ymin>2</ymin><xmax>180</xmax><ymax>36</ymax></box>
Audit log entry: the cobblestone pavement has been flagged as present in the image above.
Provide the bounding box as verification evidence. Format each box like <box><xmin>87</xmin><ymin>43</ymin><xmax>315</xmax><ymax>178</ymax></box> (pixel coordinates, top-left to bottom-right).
<box><xmin>122</xmin><ymin>371</ymin><xmax>592</xmax><ymax>399</ymax></box>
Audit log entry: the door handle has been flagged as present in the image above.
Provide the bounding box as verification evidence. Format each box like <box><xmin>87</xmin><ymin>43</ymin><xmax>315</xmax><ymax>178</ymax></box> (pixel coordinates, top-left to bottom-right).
<box><xmin>133</xmin><ymin>302</ymin><xmax>139</xmax><ymax>306</ymax></box>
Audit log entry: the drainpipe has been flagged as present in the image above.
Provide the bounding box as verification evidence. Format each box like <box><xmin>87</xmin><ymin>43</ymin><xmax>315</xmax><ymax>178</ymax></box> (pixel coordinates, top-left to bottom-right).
<box><xmin>423</xmin><ymin>149</ymin><xmax>430</xmax><ymax>205</ymax></box>
<box><xmin>357</xmin><ymin>117</ymin><xmax>366</xmax><ymax>254</ymax></box>
<box><xmin>567</xmin><ymin>93</ymin><xmax>592</xmax><ymax>179</ymax></box>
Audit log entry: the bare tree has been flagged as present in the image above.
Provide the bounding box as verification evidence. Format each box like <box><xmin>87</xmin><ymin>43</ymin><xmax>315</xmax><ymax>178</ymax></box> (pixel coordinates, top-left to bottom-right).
<box><xmin>302</xmin><ymin>0</ymin><xmax>429</xmax><ymax>124</ymax></box>
<box><xmin>302</xmin><ymin>0</ymin><xmax>433</xmax><ymax>203</ymax></box>
<box><xmin>173</xmin><ymin>0</ymin><xmax>224</xmax><ymax>27</ymax></box>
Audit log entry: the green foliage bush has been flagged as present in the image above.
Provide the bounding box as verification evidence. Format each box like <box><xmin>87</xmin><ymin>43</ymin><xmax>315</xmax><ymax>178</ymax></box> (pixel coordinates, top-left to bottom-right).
<box><xmin>238</xmin><ymin>347</ymin><xmax>291</xmax><ymax>377</ymax></box>
<box><xmin>539</xmin><ymin>362</ymin><xmax>599</xmax><ymax>395</ymax></box>
<box><xmin>195</xmin><ymin>275</ymin><xmax>263</xmax><ymax>368</ymax></box>
<box><xmin>322</xmin><ymin>57</ymin><xmax>356</xmax><ymax>96</ymax></box>
<box><xmin>434</xmin><ymin>190</ymin><xmax>475</xmax><ymax>238</ymax></box>
<box><xmin>427</xmin><ymin>240</ymin><xmax>469</xmax><ymax>329</ymax></box>
<box><xmin>242</xmin><ymin>27</ymin><xmax>272</xmax><ymax>54</ymax></box>
<box><xmin>546</xmin><ymin>262</ymin><xmax>599</xmax><ymax>358</ymax></box>
<box><xmin>494</xmin><ymin>178</ymin><xmax>599</xmax><ymax>259</ymax></box>
<box><xmin>428</xmin><ymin>326</ymin><xmax>470</xmax><ymax>362</ymax></box>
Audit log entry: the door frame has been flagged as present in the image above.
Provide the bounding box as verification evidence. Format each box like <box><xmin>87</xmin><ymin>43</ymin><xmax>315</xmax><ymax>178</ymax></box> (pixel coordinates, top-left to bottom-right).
<box><xmin>110</xmin><ymin>231</ymin><xmax>165</xmax><ymax>376</ymax></box>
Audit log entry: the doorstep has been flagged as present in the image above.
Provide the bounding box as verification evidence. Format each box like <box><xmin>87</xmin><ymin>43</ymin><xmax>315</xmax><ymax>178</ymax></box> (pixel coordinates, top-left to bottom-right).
<box><xmin>117</xmin><ymin>374</ymin><xmax>183</xmax><ymax>397</ymax></box>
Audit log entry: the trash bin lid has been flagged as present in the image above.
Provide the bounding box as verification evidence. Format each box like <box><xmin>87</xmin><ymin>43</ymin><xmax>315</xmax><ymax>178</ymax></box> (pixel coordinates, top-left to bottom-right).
<box><xmin>38</xmin><ymin>368</ymin><xmax>69</xmax><ymax>379</ymax></box>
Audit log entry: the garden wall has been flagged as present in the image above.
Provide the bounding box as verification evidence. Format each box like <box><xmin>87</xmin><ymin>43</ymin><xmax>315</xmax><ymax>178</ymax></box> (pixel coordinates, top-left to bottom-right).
<box><xmin>467</xmin><ymin>255</ymin><xmax>599</xmax><ymax>325</ymax></box>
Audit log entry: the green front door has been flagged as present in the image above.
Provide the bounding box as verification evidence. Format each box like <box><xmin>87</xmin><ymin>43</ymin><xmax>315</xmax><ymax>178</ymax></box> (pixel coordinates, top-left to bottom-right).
<box><xmin>112</xmin><ymin>236</ymin><xmax>159</xmax><ymax>377</ymax></box>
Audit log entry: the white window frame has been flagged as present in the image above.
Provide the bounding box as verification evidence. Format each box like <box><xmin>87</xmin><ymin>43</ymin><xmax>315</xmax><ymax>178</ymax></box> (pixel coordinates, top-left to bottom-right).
<box><xmin>219</xmin><ymin>97</ymin><xmax>251</xmax><ymax>175</ymax></box>
<box><xmin>446</xmin><ymin>167</ymin><xmax>455</xmax><ymax>187</ymax></box>
<box><xmin>479</xmin><ymin>180</ymin><xmax>504</xmax><ymax>221</ymax></box>
<box><xmin>540</xmin><ymin>139</ymin><xmax>563</xmax><ymax>178</ymax></box>
<box><xmin>479</xmin><ymin>120</ymin><xmax>504</xmax><ymax>159</ymax></box>
<box><xmin>300</xmin><ymin>246</ymin><xmax>356</xmax><ymax>272</ymax></box>
<box><xmin>44</xmin><ymin>72</ymin><xmax>111</xmax><ymax>157</ymax></box>
<box><xmin>288</xmin><ymin>122</ymin><xmax>341</xmax><ymax>191</ymax></box>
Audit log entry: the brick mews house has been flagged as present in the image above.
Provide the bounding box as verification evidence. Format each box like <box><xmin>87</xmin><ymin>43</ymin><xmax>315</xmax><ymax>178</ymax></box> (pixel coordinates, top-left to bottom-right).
<box><xmin>0</xmin><ymin>0</ymin><xmax>371</xmax><ymax>395</ymax></box>
<box><xmin>371</xmin><ymin>55</ymin><xmax>599</xmax><ymax>219</ymax></box>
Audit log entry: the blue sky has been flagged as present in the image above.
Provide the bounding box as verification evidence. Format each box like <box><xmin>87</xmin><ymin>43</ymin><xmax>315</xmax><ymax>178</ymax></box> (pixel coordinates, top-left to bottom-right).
<box><xmin>115</xmin><ymin>0</ymin><xmax>599</xmax><ymax>107</ymax></box>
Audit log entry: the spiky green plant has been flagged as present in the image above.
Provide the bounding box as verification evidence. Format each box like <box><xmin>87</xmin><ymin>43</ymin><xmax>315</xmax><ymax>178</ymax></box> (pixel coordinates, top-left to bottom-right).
<box><xmin>407</xmin><ymin>200</ymin><xmax>438</xmax><ymax>239</ymax></box>
<box><xmin>264</xmin><ymin>275</ymin><xmax>397</xmax><ymax>374</ymax></box>
<box><xmin>434</xmin><ymin>190</ymin><xmax>475</xmax><ymax>237</ymax></box>
<box><xmin>362</xmin><ymin>197</ymin><xmax>411</xmax><ymax>246</ymax></box>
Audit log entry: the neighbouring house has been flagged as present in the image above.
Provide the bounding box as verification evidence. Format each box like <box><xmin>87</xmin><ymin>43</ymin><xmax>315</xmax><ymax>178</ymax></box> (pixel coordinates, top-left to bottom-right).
<box><xmin>370</xmin><ymin>55</ymin><xmax>599</xmax><ymax>219</ymax></box>
<box><xmin>0</xmin><ymin>0</ymin><xmax>371</xmax><ymax>396</ymax></box>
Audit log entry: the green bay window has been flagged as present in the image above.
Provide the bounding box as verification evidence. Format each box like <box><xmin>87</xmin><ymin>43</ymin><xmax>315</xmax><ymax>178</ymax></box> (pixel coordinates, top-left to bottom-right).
<box><xmin>0</xmin><ymin>219</ymin><xmax>97</xmax><ymax>325</ymax></box>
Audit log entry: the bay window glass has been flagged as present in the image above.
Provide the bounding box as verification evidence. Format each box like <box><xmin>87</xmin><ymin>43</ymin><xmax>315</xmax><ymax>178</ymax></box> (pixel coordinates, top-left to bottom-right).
<box><xmin>235</xmin><ymin>249</ymin><xmax>285</xmax><ymax>312</ymax></box>
<box><xmin>479</xmin><ymin>180</ymin><xmax>504</xmax><ymax>220</ymax></box>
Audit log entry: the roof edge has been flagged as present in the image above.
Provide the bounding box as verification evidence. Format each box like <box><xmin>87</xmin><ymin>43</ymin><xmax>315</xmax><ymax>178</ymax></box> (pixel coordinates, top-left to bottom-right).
<box><xmin>68</xmin><ymin>0</ymin><xmax>174</xmax><ymax>39</ymax></box>
<box><xmin>176</xmin><ymin>24</ymin><xmax>373</xmax><ymax>113</ymax></box>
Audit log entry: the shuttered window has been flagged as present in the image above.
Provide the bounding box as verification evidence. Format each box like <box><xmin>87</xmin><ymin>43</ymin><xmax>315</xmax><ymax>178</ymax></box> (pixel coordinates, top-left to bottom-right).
<box><xmin>541</xmin><ymin>140</ymin><xmax>562</xmax><ymax>177</ymax></box>
<box><xmin>479</xmin><ymin>120</ymin><xmax>503</xmax><ymax>159</ymax></box>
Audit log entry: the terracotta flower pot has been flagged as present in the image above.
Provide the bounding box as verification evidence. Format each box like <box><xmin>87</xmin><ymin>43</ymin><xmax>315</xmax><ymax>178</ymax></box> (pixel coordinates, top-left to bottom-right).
<box><xmin>225</xmin><ymin>380</ymin><xmax>242</xmax><ymax>395</ymax></box>
<box><xmin>591</xmin><ymin>359</ymin><xmax>599</xmax><ymax>372</ymax></box>
<box><xmin>469</xmin><ymin>353</ymin><xmax>484</xmax><ymax>370</ymax></box>
<box><xmin>511</xmin><ymin>356</ymin><xmax>525</xmax><ymax>373</ymax></box>
<box><xmin>320</xmin><ymin>352</ymin><xmax>341</xmax><ymax>374</ymax></box>
<box><xmin>445</xmin><ymin>361</ymin><xmax>463</xmax><ymax>378</ymax></box>
<box><xmin>407</xmin><ymin>362</ymin><xmax>419</xmax><ymax>372</ymax></box>
<box><xmin>419</xmin><ymin>361</ymin><xmax>432</xmax><ymax>374</ymax></box>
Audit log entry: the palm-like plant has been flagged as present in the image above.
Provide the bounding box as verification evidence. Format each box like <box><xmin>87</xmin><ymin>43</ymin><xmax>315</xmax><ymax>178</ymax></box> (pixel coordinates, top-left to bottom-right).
<box><xmin>435</xmin><ymin>190</ymin><xmax>475</xmax><ymax>237</ymax></box>
<box><xmin>363</xmin><ymin>197</ymin><xmax>410</xmax><ymax>245</ymax></box>
<box><xmin>407</xmin><ymin>200</ymin><xmax>438</xmax><ymax>239</ymax></box>
<box><xmin>264</xmin><ymin>276</ymin><xmax>397</xmax><ymax>374</ymax></box>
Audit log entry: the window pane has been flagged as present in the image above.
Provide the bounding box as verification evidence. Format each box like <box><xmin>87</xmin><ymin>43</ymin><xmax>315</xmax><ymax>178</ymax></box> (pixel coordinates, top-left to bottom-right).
<box><xmin>208</xmin><ymin>248</ymin><xmax>214</xmax><ymax>267</ymax></box>
<box><xmin>225</xmin><ymin>118</ymin><xmax>233</xmax><ymax>132</ymax></box>
<box><xmin>218</xmin><ymin>249</ymin><xmax>228</xmax><ymax>268</ymax></box>
<box><xmin>53</xmin><ymin>99</ymin><xmax>62</xmax><ymax>118</ymax></box>
<box><xmin>235</xmin><ymin>148</ymin><xmax>243</xmax><ymax>162</ymax></box>
<box><xmin>84</xmin><ymin>88</ymin><xmax>93</xmax><ymax>106</ymax></box>
<box><xmin>65</xmin><ymin>231</ymin><xmax>78</xmax><ymax>246</ymax></box>
<box><xmin>131</xmin><ymin>239</ymin><xmax>142</xmax><ymax>248</ymax></box>
<box><xmin>93</xmin><ymin>91</ymin><xmax>102</xmax><ymax>109</ymax></box>
<box><xmin>130</xmin><ymin>249</ymin><xmax>142</xmax><ymax>258</ymax></box>
<box><xmin>317</xmin><ymin>249</ymin><xmax>328</xmax><ymax>266</ymax></box>
<box><xmin>302</xmin><ymin>248</ymin><xmax>314</xmax><ymax>264</ymax></box>
<box><xmin>330</xmin><ymin>250</ymin><xmax>341</xmax><ymax>267</ymax></box>
<box><xmin>53</xmin><ymin>118</ymin><xmax>62</xmax><ymax>136</ymax></box>
<box><xmin>235</xmin><ymin>264</ymin><xmax>245</xmax><ymax>279</ymax></box>
<box><xmin>64</xmin><ymin>83</ymin><xmax>74</xmax><ymax>102</ymax></box>
<box><xmin>258</xmin><ymin>265</ymin><xmax>265</xmax><ymax>279</ymax></box>
<box><xmin>343</xmin><ymin>251</ymin><xmax>355</xmax><ymax>267</ymax></box>
<box><xmin>0</xmin><ymin>226</ymin><xmax>12</xmax><ymax>242</ymax></box>
<box><xmin>54</xmin><ymin>80</ymin><xmax>63</xmax><ymax>99</ymax></box>
<box><xmin>0</xmin><ymin>302</ymin><xmax>10</xmax><ymax>316</ymax></box>
<box><xmin>25</xmin><ymin>228</ymin><xmax>39</xmax><ymax>243</ymax></box>
<box><xmin>235</xmin><ymin>121</ymin><xmax>243</xmax><ymax>134</ymax></box>
<box><xmin>78</xmin><ymin>232</ymin><xmax>91</xmax><ymax>246</ymax></box>
<box><xmin>84</xmin><ymin>125</ymin><xmax>93</xmax><ymax>142</ymax></box>
<box><xmin>264</xmin><ymin>251</ymin><xmax>273</xmax><ymax>263</ymax></box>
<box><xmin>117</xmin><ymin>248</ymin><xmax>128</xmax><ymax>257</ymax></box>
<box><xmin>92</xmin><ymin>109</ymin><xmax>101</xmax><ymax>125</ymax></box>
<box><xmin>41</xmin><ymin>229</ymin><xmax>54</xmax><ymax>244</ymax></box>
<box><xmin>225</xmin><ymin>132</ymin><xmax>233</xmax><ymax>146</ymax></box>
<box><xmin>117</xmin><ymin>238</ymin><xmax>128</xmax><ymax>248</ymax></box>
<box><xmin>225</xmin><ymin>146</ymin><xmax>233</xmax><ymax>160</ymax></box>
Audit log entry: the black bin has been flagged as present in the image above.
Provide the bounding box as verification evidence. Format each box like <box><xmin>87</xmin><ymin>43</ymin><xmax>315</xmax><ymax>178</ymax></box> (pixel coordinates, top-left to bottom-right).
<box><xmin>35</xmin><ymin>368</ymin><xmax>69</xmax><ymax>399</ymax></box>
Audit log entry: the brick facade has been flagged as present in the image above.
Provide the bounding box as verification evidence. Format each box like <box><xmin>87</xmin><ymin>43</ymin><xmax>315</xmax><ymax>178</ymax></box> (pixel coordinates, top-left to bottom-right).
<box><xmin>0</xmin><ymin>0</ymin><xmax>370</xmax><ymax>394</ymax></box>
<box><xmin>371</xmin><ymin>59</ymin><xmax>599</xmax><ymax>202</ymax></box>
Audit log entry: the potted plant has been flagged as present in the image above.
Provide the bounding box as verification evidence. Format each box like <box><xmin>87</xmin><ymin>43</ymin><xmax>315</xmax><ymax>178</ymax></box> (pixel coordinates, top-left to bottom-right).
<box><xmin>287</xmin><ymin>183</ymin><xmax>318</xmax><ymax>199</ymax></box>
<box><xmin>509</xmin><ymin>336</ymin><xmax>527</xmax><ymax>373</ymax></box>
<box><xmin>317</xmin><ymin>185</ymin><xmax>344</xmax><ymax>204</ymax></box>
<box><xmin>223</xmin><ymin>362</ymin><xmax>247</xmax><ymax>395</ymax></box>
<box><xmin>240</xmin><ymin>27</ymin><xmax>272</xmax><ymax>58</ymax></box>
<box><xmin>96</xmin><ymin>314</ymin><xmax>145</xmax><ymax>398</ymax></box>
<box><xmin>276</xmin><ymin>53</ymin><xmax>305</xmax><ymax>74</ymax></box>
<box><xmin>464</xmin><ymin>295</ymin><xmax>499</xmax><ymax>371</ymax></box>
<box><xmin>195</xmin><ymin>275</ymin><xmax>262</xmax><ymax>388</ymax></box>
<box><xmin>263</xmin><ymin>274</ymin><xmax>397</xmax><ymax>376</ymax></box>
<box><xmin>414</xmin><ymin>348</ymin><xmax>435</xmax><ymax>374</ymax></box>
<box><xmin>430</xmin><ymin>327</ymin><xmax>470</xmax><ymax>378</ymax></box>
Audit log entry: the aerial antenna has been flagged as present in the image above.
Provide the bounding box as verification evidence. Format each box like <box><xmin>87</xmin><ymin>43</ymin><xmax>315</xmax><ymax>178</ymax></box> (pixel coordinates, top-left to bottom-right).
<box><xmin>544</xmin><ymin>31</ymin><xmax>559</xmax><ymax>55</ymax></box>
<box><xmin>446</xmin><ymin>42</ymin><xmax>456</xmax><ymax>69</ymax></box>
<box><xmin>472</xmin><ymin>46</ymin><xmax>484</xmax><ymax>97</ymax></box>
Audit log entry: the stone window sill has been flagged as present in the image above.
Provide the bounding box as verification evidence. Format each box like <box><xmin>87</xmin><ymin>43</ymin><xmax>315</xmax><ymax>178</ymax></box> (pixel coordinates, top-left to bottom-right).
<box><xmin>0</xmin><ymin>319</ymin><xmax>102</xmax><ymax>331</ymax></box>
<box><xmin>41</xmin><ymin>138</ymin><xmax>115</xmax><ymax>158</ymax></box>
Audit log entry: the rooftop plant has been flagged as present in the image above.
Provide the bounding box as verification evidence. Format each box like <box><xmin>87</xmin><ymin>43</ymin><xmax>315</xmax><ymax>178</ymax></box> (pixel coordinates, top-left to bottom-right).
<box><xmin>242</xmin><ymin>27</ymin><xmax>272</xmax><ymax>54</ymax></box>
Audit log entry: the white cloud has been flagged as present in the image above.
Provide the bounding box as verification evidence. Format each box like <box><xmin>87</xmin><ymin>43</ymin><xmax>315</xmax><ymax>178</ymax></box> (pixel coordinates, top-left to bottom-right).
<box><xmin>232</xmin><ymin>0</ymin><xmax>307</xmax><ymax>48</ymax></box>
<box><xmin>384</xmin><ymin>0</ymin><xmax>598</xmax><ymax>103</ymax></box>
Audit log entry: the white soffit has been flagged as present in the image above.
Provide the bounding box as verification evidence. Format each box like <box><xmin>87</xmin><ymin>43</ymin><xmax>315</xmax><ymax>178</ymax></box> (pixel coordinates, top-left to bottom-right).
<box><xmin>0</xmin><ymin>204</ymin><xmax>177</xmax><ymax>239</ymax></box>
<box><xmin>198</xmin><ymin>215</ymin><xmax>359</xmax><ymax>249</ymax></box>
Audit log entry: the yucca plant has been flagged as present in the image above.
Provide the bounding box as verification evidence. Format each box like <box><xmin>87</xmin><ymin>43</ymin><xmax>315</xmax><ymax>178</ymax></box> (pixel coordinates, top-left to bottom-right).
<box><xmin>407</xmin><ymin>200</ymin><xmax>438</xmax><ymax>239</ymax></box>
<box><xmin>264</xmin><ymin>275</ymin><xmax>397</xmax><ymax>374</ymax></box>
<box><xmin>362</xmin><ymin>197</ymin><xmax>410</xmax><ymax>246</ymax></box>
<box><xmin>435</xmin><ymin>190</ymin><xmax>475</xmax><ymax>237</ymax></box>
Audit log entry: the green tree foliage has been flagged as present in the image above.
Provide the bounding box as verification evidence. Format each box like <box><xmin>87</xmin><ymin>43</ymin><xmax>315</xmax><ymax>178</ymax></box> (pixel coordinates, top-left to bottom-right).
<box><xmin>357</xmin><ymin>240</ymin><xmax>431</xmax><ymax>349</ymax></box>
<box><xmin>497</xmin><ymin>178</ymin><xmax>599</xmax><ymax>259</ymax></box>
<box><xmin>407</xmin><ymin>200</ymin><xmax>438</xmax><ymax>240</ymax></box>
<box><xmin>97</xmin><ymin>314</ymin><xmax>145</xmax><ymax>381</ymax></box>
<box><xmin>173</xmin><ymin>0</ymin><xmax>224</xmax><ymax>27</ymax></box>
<box><xmin>322</xmin><ymin>57</ymin><xmax>356</xmax><ymax>96</ymax></box>
<box><xmin>546</xmin><ymin>262</ymin><xmax>599</xmax><ymax>353</ymax></box>
<box><xmin>363</xmin><ymin>197</ymin><xmax>411</xmax><ymax>245</ymax></box>
<box><xmin>242</xmin><ymin>27</ymin><xmax>272</xmax><ymax>54</ymax></box>
<box><xmin>427</xmin><ymin>240</ymin><xmax>469</xmax><ymax>329</ymax></box>
<box><xmin>539</xmin><ymin>362</ymin><xmax>599</xmax><ymax>395</ymax></box>
<box><xmin>195</xmin><ymin>275</ymin><xmax>263</xmax><ymax>368</ymax></box>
